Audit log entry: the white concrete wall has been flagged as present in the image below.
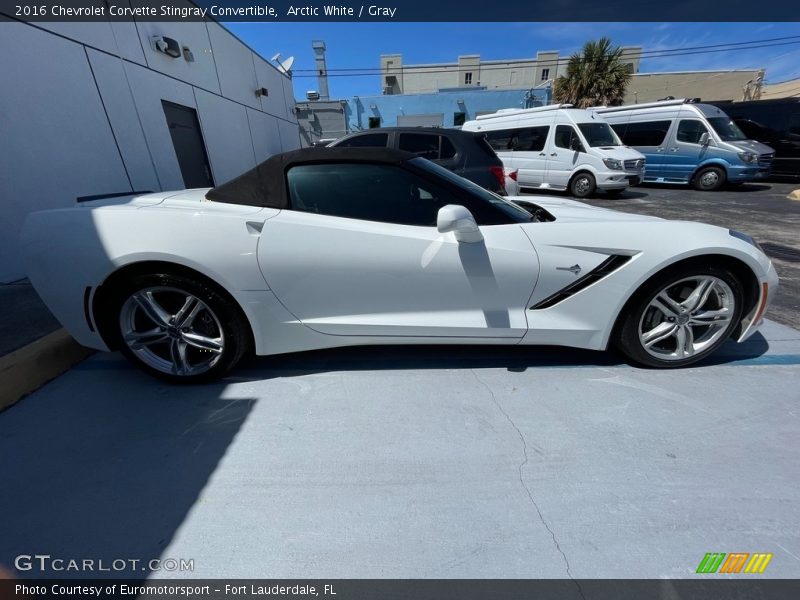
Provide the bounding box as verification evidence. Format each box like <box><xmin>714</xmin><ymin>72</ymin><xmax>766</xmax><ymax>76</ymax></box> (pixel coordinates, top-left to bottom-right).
<box><xmin>0</xmin><ymin>20</ymin><xmax>299</xmax><ymax>282</ymax></box>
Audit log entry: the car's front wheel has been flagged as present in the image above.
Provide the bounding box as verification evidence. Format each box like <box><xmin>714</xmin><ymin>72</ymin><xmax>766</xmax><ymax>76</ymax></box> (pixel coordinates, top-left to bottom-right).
<box><xmin>112</xmin><ymin>273</ymin><xmax>251</xmax><ymax>383</ymax></box>
<box><xmin>569</xmin><ymin>172</ymin><xmax>596</xmax><ymax>198</ymax></box>
<box><xmin>615</xmin><ymin>266</ymin><xmax>744</xmax><ymax>368</ymax></box>
<box><xmin>692</xmin><ymin>166</ymin><xmax>726</xmax><ymax>191</ymax></box>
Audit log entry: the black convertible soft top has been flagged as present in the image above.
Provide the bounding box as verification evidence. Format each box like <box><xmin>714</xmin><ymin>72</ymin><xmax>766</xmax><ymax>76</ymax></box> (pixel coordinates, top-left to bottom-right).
<box><xmin>205</xmin><ymin>146</ymin><xmax>415</xmax><ymax>208</ymax></box>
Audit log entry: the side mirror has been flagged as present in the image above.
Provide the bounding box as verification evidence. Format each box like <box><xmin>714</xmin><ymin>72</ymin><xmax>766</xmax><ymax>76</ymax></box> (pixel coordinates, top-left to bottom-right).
<box><xmin>437</xmin><ymin>205</ymin><xmax>483</xmax><ymax>243</ymax></box>
<box><xmin>699</xmin><ymin>132</ymin><xmax>710</xmax><ymax>146</ymax></box>
<box><xmin>570</xmin><ymin>137</ymin><xmax>584</xmax><ymax>153</ymax></box>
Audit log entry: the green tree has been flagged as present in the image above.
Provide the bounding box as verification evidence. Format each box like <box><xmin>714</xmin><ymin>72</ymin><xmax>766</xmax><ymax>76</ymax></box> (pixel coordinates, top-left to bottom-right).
<box><xmin>553</xmin><ymin>37</ymin><xmax>632</xmax><ymax>108</ymax></box>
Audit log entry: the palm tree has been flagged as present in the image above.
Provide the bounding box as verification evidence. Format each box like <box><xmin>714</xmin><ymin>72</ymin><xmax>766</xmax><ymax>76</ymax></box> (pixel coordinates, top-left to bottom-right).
<box><xmin>553</xmin><ymin>38</ymin><xmax>633</xmax><ymax>108</ymax></box>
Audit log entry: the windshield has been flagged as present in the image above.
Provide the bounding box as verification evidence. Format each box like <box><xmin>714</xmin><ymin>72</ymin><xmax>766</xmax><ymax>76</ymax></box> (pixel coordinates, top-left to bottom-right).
<box><xmin>707</xmin><ymin>117</ymin><xmax>747</xmax><ymax>141</ymax></box>
<box><xmin>577</xmin><ymin>122</ymin><xmax>622</xmax><ymax>147</ymax></box>
<box><xmin>409</xmin><ymin>158</ymin><xmax>533</xmax><ymax>223</ymax></box>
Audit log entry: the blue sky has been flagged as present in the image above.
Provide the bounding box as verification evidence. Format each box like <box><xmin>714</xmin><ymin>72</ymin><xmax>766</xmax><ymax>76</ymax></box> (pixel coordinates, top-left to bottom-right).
<box><xmin>225</xmin><ymin>22</ymin><xmax>800</xmax><ymax>99</ymax></box>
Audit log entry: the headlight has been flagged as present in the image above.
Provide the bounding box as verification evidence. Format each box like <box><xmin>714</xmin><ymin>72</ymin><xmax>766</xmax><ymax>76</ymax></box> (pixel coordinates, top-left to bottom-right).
<box><xmin>603</xmin><ymin>158</ymin><xmax>623</xmax><ymax>170</ymax></box>
<box><xmin>738</xmin><ymin>152</ymin><xmax>758</xmax><ymax>164</ymax></box>
<box><xmin>729</xmin><ymin>229</ymin><xmax>762</xmax><ymax>251</ymax></box>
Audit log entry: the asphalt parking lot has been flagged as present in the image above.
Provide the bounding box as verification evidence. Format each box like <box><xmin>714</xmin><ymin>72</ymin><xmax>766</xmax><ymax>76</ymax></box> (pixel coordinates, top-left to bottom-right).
<box><xmin>576</xmin><ymin>180</ymin><xmax>800</xmax><ymax>330</ymax></box>
<box><xmin>1</xmin><ymin>179</ymin><xmax>798</xmax><ymax>581</ymax></box>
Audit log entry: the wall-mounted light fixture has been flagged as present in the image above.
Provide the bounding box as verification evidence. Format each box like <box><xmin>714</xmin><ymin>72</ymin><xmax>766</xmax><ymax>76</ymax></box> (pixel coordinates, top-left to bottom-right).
<box><xmin>256</xmin><ymin>87</ymin><xmax>269</xmax><ymax>98</ymax></box>
<box><xmin>151</xmin><ymin>36</ymin><xmax>181</xmax><ymax>58</ymax></box>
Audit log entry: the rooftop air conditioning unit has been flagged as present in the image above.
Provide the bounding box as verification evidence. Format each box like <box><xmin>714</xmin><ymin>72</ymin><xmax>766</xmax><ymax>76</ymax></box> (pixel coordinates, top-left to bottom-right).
<box><xmin>306</xmin><ymin>91</ymin><xmax>320</xmax><ymax>101</ymax></box>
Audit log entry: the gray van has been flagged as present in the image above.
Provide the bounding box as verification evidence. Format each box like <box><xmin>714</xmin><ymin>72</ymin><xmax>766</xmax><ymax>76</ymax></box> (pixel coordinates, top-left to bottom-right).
<box><xmin>593</xmin><ymin>99</ymin><xmax>775</xmax><ymax>190</ymax></box>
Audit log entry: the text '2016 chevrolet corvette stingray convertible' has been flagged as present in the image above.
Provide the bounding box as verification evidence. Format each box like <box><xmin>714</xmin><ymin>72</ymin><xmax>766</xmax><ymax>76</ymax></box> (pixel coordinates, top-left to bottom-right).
<box><xmin>21</xmin><ymin>147</ymin><xmax>778</xmax><ymax>382</ymax></box>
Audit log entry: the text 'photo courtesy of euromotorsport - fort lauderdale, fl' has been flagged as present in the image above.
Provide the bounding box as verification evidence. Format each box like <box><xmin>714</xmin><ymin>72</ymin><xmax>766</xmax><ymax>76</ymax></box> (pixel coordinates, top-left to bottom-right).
<box><xmin>1</xmin><ymin>0</ymin><xmax>799</xmax><ymax>599</ymax></box>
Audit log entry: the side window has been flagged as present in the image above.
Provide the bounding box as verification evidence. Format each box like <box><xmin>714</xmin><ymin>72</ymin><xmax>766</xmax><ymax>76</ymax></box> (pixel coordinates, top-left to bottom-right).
<box><xmin>485</xmin><ymin>129</ymin><xmax>514</xmax><ymax>151</ymax></box>
<box><xmin>439</xmin><ymin>136</ymin><xmax>457</xmax><ymax>159</ymax></box>
<box><xmin>399</xmin><ymin>133</ymin><xmax>441</xmax><ymax>160</ymax></box>
<box><xmin>336</xmin><ymin>133</ymin><xmax>389</xmax><ymax>148</ymax></box>
<box><xmin>513</xmin><ymin>126</ymin><xmax>549</xmax><ymax>151</ymax></box>
<box><xmin>286</xmin><ymin>163</ymin><xmax>459</xmax><ymax>227</ymax></box>
<box><xmin>677</xmin><ymin>120</ymin><xmax>709</xmax><ymax>144</ymax></box>
<box><xmin>618</xmin><ymin>120</ymin><xmax>672</xmax><ymax>146</ymax></box>
<box><xmin>554</xmin><ymin>125</ymin><xmax>581</xmax><ymax>150</ymax></box>
<box><xmin>788</xmin><ymin>113</ymin><xmax>800</xmax><ymax>137</ymax></box>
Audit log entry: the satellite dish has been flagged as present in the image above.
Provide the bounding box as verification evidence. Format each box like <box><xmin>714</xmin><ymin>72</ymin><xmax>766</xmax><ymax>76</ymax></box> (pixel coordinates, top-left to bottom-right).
<box><xmin>270</xmin><ymin>52</ymin><xmax>281</xmax><ymax>62</ymax></box>
<box><xmin>276</xmin><ymin>56</ymin><xmax>295</xmax><ymax>76</ymax></box>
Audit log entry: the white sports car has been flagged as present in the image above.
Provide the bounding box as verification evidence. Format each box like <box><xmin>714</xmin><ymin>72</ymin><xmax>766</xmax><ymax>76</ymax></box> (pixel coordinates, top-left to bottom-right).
<box><xmin>21</xmin><ymin>147</ymin><xmax>778</xmax><ymax>382</ymax></box>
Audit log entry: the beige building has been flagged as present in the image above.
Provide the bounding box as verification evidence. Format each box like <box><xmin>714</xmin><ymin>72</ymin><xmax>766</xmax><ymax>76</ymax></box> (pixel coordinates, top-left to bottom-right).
<box><xmin>380</xmin><ymin>48</ymin><xmax>643</xmax><ymax>94</ymax></box>
<box><xmin>761</xmin><ymin>77</ymin><xmax>800</xmax><ymax>100</ymax></box>
<box><xmin>624</xmin><ymin>70</ymin><xmax>766</xmax><ymax>104</ymax></box>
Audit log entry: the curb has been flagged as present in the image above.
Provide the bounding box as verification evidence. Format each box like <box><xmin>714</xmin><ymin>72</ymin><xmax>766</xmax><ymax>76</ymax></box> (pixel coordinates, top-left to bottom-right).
<box><xmin>0</xmin><ymin>329</ymin><xmax>94</xmax><ymax>412</ymax></box>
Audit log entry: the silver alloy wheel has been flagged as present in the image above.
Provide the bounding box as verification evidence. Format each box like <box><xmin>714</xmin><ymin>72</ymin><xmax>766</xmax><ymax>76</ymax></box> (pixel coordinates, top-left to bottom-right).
<box><xmin>574</xmin><ymin>176</ymin><xmax>592</xmax><ymax>195</ymax></box>
<box><xmin>119</xmin><ymin>286</ymin><xmax>225</xmax><ymax>376</ymax></box>
<box><xmin>700</xmin><ymin>170</ymin><xmax>719</xmax><ymax>188</ymax></box>
<box><xmin>638</xmin><ymin>275</ymin><xmax>735</xmax><ymax>361</ymax></box>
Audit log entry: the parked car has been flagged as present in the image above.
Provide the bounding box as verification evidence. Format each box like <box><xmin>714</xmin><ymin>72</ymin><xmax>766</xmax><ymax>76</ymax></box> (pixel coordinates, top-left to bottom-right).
<box><xmin>22</xmin><ymin>147</ymin><xmax>778</xmax><ymax>382</ymax></box>
<box><xmin>504</xmin><ymin>168</ymin><xmax>520</xmax><ymax>196</ymax></box>
<box><xmin>329</xmin><ymin>127</ymin><xmax>507</xmax><ymax>194</ymax></box>
<box><xmin>707</xmin><ymin>98</ymin><xmax>800</xmax><ymax>179</ymax></box>
<box><xmin>593</xmin><ymin>99</ymin><xmax>775</xmax><ymax>190</ymax></box>
<box><xmin>462</xmin><ymin>104</ymin><xmax>646</xmax><ymax>198</ymax></box>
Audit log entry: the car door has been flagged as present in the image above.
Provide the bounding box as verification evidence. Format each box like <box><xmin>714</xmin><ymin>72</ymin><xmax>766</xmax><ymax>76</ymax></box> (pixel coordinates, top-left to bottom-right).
<box><xmin>545</xmin><ymin>124</ymin><xmax>582</xmax><ymax>189</ymax></box>
<box><xmin>663</xmin><ymin>119</ymin><xmax>711</xmax><ymax>182</ymax></box>
<box><xmin>257</xmin><ymin>161</ymin><xmax>539</xmax><ymax>339</ymax></box>
<box><xmin>513</xmin><ymin>125</ymin><xmax>550</xmax><ymax>188</ymax></box>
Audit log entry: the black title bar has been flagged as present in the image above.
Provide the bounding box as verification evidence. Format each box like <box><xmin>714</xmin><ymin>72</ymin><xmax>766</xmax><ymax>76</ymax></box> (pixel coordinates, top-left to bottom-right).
<box><xmin>1</xmin><ymin>0</ymin><xmax>798</xmax><ymax>22</ymax></box>
<box><xmin>4</xmin><ymin>579</ymin><xmax>800</xmax><ymax>600</ymax></box>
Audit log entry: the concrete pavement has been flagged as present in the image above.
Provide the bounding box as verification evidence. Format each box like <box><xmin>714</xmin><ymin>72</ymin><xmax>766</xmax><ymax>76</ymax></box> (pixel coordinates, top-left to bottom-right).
<box><xmin>1</xmin><ymin>320</ymin><xmax>798</xmax><ymax>579</ymax></box>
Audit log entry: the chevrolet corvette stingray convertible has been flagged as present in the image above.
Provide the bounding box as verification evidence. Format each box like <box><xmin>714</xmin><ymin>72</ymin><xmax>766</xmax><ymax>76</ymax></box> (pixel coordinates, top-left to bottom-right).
<box><xmin>21</xmin><ymin>147</ymin><xmax>778</xmax><ymax>382</ymax></box>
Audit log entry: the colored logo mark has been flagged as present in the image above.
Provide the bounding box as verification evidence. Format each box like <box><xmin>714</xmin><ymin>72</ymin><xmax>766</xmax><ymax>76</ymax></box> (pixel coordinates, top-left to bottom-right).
<box><xmin>696</xmin><ymin>552</ymin><xmax>773</xmax><ymax>574</ymax></box>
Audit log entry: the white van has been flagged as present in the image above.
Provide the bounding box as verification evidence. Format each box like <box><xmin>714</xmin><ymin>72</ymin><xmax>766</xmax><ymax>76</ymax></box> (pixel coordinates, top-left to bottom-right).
<box><xmin>462</xmin><ymin>104</ymin><xmax>646</xmax><ymax>198</ymax></box>
<box><xmin>592</xmin><ymin>99</ymin><xmax>774</xmax><ymax>191</ymax></box>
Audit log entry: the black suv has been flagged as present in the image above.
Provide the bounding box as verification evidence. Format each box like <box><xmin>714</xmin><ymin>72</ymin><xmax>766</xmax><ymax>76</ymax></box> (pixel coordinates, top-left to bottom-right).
<box><xmin>329</xmin><ymin>127</ymin><xmax>507</xmax><ymax>194</ymax></box>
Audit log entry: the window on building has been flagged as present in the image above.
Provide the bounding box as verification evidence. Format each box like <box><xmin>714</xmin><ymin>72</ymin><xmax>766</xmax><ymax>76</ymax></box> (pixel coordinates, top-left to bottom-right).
<box><xmin>368</xmin><ymin>116</ymin><xmax>381</xmax><ymax>129</ymax></box>
<box><xmin>464</xmin><ymin>72</ymin><xmax>473</xmax><ymax>85</ymax></box>
<box><xmin>335</xmin><ymin>133</ymin><xmax>389</xmax><ymax>148</ymax></box>
<box><xmin>676</xmin><ymin>120</ymin><xmax>709</xmax><ymax>144</ymax></box>
<box><xmin>541</xmin><ymin>68</ymin><xmax>550</xmax><ymax>81</ymax></box>
<box><xmin>613</xmin><ymin>120</ymin><xmax>672</xmax><ymax>147</ymax></box>
<box><xmin>453</xmin><ymin>112</ymin><xmax>466</xmax><ymax>126</ymax></box>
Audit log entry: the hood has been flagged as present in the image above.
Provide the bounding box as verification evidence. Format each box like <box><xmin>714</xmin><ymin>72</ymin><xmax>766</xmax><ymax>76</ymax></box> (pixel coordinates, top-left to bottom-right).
<box><xmin>591</xmin><ymin>146</ymin><xmax>645</xmax><ymax>159</ymax></box>
<box><xmin>728</xmin><ymin>139</ymin><xmax>775</xmax><ymax>155</ymax></box>
<box><xmin>509</xmin><ymin>195</ymin><xmax>663</xmax><ymax>224</ymax></box>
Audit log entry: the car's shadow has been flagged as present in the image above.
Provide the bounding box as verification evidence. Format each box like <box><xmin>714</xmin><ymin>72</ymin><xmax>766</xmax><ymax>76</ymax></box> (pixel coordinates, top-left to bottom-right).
<box><xmin>227</xmin><ymin>332</ymin><xmax>771</xmax><ymax>381</ymax></box>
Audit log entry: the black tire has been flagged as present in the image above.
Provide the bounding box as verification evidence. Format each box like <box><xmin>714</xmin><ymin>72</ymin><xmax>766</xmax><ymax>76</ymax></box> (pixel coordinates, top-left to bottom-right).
<box><xmin>569</xmin><ymin>172</ymin><xmax>596</xmax><ymax>198</ymax></box>
<box><xmin>109</xmin><ymin>273</ymin><xmax>251</xmax><ymax>383</ymax></box>
<box><xmin>614</xmin><ymin>265</ymin><xmax>744</xmax><ymax>368</ymax></box>
<box><xmin>692</xmin><ymin>166</ymin><xmax>726</xmax><ymax>191</ymax></box>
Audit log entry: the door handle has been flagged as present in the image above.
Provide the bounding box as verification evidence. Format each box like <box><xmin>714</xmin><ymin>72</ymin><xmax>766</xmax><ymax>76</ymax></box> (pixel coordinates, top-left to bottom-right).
<box><xmin>550</xmin><ymin>153</ymin><xmax>558</xmax><ymax>157</ymax></box>
<box><xmin>669</xmin><ymin>147</ymin><xmax>680</xmax><ymax>152</ymax></box>
<box><xmin>539</xmin><ymin>152</ymin><xmax>546</xmax><ymax>157</ymax></box>
<box><xmin>656</xmin><ymin>147</ymin><xmax>665</xmax><ymax>152</ymax></box>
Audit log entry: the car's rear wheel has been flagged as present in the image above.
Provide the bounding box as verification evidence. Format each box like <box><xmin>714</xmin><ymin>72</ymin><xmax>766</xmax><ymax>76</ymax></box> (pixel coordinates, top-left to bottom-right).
<box><xmin>112</xmin><ymin>273</ymin><xmax>251</xmax><ymax>383</ymax></box>
<box><xmin>569</xmin><ymin>172</ymin><xmax>596</xmax><ymax>198</ymax></box>
<box><xmin>692</xmin><ymin>166</ymin><xmax>726</xmax><ymax>191</ymax></box>
<box><xmin>615</xmin><ymin>266</ymin><xmax>743</xmax><ymax>368</ymax></box>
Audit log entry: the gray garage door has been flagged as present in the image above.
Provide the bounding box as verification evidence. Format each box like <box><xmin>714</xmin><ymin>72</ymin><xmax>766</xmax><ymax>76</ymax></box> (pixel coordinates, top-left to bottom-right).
<box><xmin>397</xmin><ymin>113</ymin><xmax>444</xmax><ymax>127</ymax></box>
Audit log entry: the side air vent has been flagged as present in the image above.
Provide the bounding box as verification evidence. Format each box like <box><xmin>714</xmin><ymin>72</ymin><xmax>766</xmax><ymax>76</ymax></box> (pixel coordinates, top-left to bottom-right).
<box><xmin>530</xmin><ymin>255</ymin><xmax>632</xmax><ymax>310</ymax></box>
